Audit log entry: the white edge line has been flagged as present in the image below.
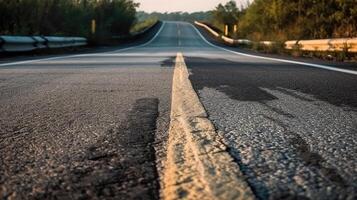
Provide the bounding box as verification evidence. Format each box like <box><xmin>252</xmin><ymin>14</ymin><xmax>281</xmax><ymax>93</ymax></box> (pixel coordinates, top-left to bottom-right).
<box><xmin>0</xmin><ymin>22</ymin><xmax>166</xmax><ymax>67</ymax></box>
<box><xmin>190</xmin><ymin>23</ymin><xmax>357</xmax><ymax>76</ymax></box>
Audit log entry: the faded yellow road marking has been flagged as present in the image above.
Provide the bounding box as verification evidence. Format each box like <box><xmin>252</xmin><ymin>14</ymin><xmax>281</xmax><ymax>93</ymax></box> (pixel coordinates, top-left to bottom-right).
<box><xmin>163</xmin><ymin>53</ymin><xmax>255</xmax><ymax>200</ymax></box>
<box><xmin>178</xmin><ymin>25</ymin><xmax>181</xmax><ymax>46</ymax></box>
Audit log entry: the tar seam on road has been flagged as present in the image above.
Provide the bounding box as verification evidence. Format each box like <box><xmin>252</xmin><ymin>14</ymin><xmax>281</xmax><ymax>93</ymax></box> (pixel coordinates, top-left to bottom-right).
<box><xmin>82</xmin><ymin>98</ymin><xmax>161</xmax><ymax>199</ymax></box>
<box><xmin>0</xmin><ymin>22</ymin><xmax>166</xmax><ymax>67</ymax></box>
<box><xmin>189</xmin><ymin>24</ymin><xmax>357</xmax><ymax>76</ymax></box>
<box><xmin>163</xmin><ymin>52</ymin><xmax>255</xmax><ymax>200</ymax></box>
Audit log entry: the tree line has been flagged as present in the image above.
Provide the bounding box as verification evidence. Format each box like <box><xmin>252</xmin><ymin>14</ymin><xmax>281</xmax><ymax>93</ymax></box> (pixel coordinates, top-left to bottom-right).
<box><xmin>0</xmin><ymin>0</ymin><xmax>138</xmax><ymax>37</ymax></box>
<box><xmin>136</xmin><ymin>0</ymin><xmax>356</xmax><ymax>41</ymax></box>
<box><xmin>211</xmin><ymin>0</ymin><xmax>357</xmax><ymax>41</ymax></box>
<box><xmin>136</xmin><ymin>11</ymin><xmax>212</xmax><ymax>23</ymax></box>
<box><xmin>2</xmin><ymin>0</ymin><xmax>355</xmax><ymax>41</ymax></box>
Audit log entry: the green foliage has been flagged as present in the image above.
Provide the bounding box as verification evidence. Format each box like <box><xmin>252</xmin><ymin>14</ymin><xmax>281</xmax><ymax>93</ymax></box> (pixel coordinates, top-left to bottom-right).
<box><xmin>136</xmin><ymin>11</ymin><xmax>212</xmax><ymax>23</ymax></box>
<box><xmin>236</xmin><ymin>0</ymin><xmax>357</xmax><ymax>41</ymax></box>
<box><xmin>130</xmin><ymin>18</ymin><xmax>158</xmax><ymax>33</ymax></box>
<box><xmin>211</xmin><ymin>0</ymin><xmax>241</xmax><ymax>35</ymax></box>
<box><xmin>0</xmin><ymin>0</ymin><xmax>138</xmax><ymax>37</ymax></box>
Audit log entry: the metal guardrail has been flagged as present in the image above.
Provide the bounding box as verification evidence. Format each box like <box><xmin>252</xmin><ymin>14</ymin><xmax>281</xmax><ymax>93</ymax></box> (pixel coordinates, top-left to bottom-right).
<box><xmin>285</xmin><ymin>38</ymin><xmax>357</xmax><ymax>53</ymax></box>
<box><xmin>0</xmin><ymin>36</ymin><xmax>38</xmax><ymax>52</ymax></box>
<box><xmin>195</xmin><ymin>21</ymin><xmax>357</xmax><ymax>53</ymax></box>
<box><xmin>222</xmin><ymin>36</ymin><xmax>253</xmax><ymax>45</ymax></box>
<box><xmin>194</xmin><ymin>21</ymin><xmax>220</xmax><ymax>37</ymax></box>
<box><xmin>195</xmin><ymin>21</ymin><xmax>253</xmax><ymax>45</ymax></box>
<box><xmin>0</xmin><ymin>36</ymin><xmax>87</xmax><ymax>52</ymax></box>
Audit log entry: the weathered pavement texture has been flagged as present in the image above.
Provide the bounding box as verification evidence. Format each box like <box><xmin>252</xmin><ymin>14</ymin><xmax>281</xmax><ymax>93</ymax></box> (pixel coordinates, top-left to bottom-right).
<box><xmin>0</xmin><ymin>23</ymin><xmax>177</xmax><ymax>199</ymax></box>
<box><xmin>163</xmin><ymin>53</ymin><xmax>254</xmax><ymax>200</ymax></box>
<box><xmin>1</xmin><ymin>21</ymin><xmax>357</xmax><ymax>200</ymax></box>
<box><xmin>186</xmin><ymin>29</ymin><xmax>357</xmax><ymax>199</ymax></box>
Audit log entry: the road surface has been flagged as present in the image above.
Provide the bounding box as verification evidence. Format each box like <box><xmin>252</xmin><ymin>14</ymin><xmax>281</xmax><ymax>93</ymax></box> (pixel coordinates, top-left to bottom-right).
<box><xmin>1</xmin><ymin>22</ymin><xmax>356</xmax><ymax>200</ymax></box>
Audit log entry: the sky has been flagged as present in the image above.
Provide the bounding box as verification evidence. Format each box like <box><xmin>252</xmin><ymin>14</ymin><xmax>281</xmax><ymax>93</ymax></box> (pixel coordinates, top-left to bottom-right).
<box><xmin>134</xmin><ymin>0</ymin><xmax>250</xmax><ymax>13</ymax></box>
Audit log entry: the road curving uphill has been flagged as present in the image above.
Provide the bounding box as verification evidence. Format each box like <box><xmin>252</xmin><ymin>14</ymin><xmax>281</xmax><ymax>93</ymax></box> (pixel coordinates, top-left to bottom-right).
<box><xmin>163</xmin><ymin>52</ymin><xmax>255</xmax><ymax>200</ymax></box>
<box><xmin>1</xmin><ymin>21</ymin><xmax>355</xmax><ymax>200</ymax></box>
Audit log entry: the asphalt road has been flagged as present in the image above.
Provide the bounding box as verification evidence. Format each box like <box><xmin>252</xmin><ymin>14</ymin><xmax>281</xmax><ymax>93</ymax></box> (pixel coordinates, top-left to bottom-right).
<box><xmin>1</xmin><ymin>21</ymin><xmax>357</xmax><ymax>200</ymax></box>
<box><xmin>187</xmin><ymin>24</ymin><xmax>357</xmax><ymax>199</ymax></box>
<box><xmin>0</xmin><ymin>23</ymin><xmax>178</xmax><ymax>199</ymax></box>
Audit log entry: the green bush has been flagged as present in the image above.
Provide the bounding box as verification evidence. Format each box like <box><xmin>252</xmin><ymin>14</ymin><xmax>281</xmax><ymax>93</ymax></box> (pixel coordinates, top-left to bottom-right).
<box><xmin>227</xmin><ymin>0</ymin><xmax>357</xmax><ymax>41</ymax></box>
<box><xmin>130</xmin><ymin>18</ymin><xmax>158</xmax><ymax>34</ymax></box>
<box><xmin>0</xmin><ymin>0</ymin><xmax>138</xmax><ymax>38</ymax></box>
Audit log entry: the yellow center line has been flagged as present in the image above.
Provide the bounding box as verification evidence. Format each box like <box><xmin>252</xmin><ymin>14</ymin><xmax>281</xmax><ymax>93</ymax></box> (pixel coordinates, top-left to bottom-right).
<box><xmin>178</xmin><ymin>25</ymin><xmax>181</xmax><ymax>46</ymax></box>
<box><xmin>163</xmin><ymin>52</ymin><xmax>255</xmax><ymax>200</ymax></box>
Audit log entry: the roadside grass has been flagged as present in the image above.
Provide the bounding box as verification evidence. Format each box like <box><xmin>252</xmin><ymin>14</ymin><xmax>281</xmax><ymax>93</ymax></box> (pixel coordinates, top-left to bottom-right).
<box><xmin>251</xmin><ymin>41</ymin><xmax>285</xmax><ymax>54</ymax></box>
<box><xmin>201</xmin><ymin>22</ymin><xmax>356</xmax><ymax>62</ymax></box>
<box><xmin>229</xmin><ymin>34</ymin><xmax>355</xmax><ymax>62</ymax></box>
<box><xmin>89</xmin><ymin>18</ymin><xmax>159</xmax><ymax>45</ymax></box>
<box><xmin>131</xmin><ymin>18</ymin><xmax>158</xmax><ymax>34</ymax></box>
<box><xmin>286</xmin><ymin>43</ymin><xmax>356</xmax><ymax>62</ymax></box>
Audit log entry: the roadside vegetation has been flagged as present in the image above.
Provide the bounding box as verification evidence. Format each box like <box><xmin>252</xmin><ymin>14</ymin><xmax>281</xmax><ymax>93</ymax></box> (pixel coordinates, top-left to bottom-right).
<box><xmin>136</xmin><ymin>11</ymin><xmax>212</xmax><ymax>23</ymax></box>
<box><xmin>0</xmin><ymin>0</ymin><xmax>138</xmax><ymax>38</ymax></box>
<box><xmin>130</xmin><ymin>17</ymin><xmax>158</xmax><ymax>34</ymax></box>
<box><xmin>205</xmin><ymin>0</ymin><xmax>357</xmax><ymax>61</ymax></box>
<box><xmin>209</xmin><ymin>0</ymin><xmax>356</xmax><ymax>41</ymax></box>
<box><xmin>136</xmin><ymin>0</ymin><xmax>356</xmax><ymax>42</ymax></box>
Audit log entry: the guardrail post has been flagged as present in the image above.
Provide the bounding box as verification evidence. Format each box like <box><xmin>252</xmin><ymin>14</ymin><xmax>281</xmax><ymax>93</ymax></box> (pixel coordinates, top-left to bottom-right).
<box><xmin>91</xmin><ymin>19</ymin><xmax>96</xmax><ymax>35</ymax></box>
<box><xmin>233</xmin><ymin>25</ymin><xmax>237</xmax><ymax>34</ymax></box>
<box><xmin>224</xmin><ymin>25</ymin><xmax>229</xmax><ymax>36</ymax></box>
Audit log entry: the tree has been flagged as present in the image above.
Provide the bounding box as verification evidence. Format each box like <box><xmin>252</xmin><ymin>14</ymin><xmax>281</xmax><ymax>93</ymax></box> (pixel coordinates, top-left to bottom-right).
<box><xmin>234</xmin><ymin>0</ymin><xmax>356</xmax><ymax>41</ymax></box>
<box><xmin>212</xmin><ymin>0</ymin><xmax>241</xmax><ymax>36</ymax></box>
<box><xmin>0</xmin><ymin>0</ymin><xmax>138</xmax><ymax>37</ymax></box>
